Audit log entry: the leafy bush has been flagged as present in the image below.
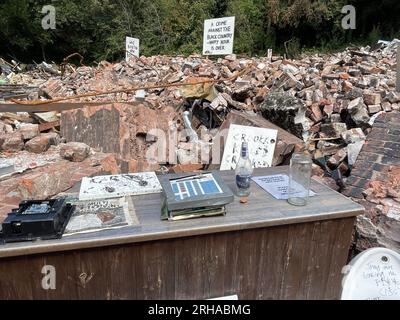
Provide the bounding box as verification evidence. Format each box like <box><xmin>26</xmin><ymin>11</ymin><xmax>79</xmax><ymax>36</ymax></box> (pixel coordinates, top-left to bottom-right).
<box><xmin>0</xmin><ymin>0</ymin><xmax>399</xmax><ymax>63</ymax></box>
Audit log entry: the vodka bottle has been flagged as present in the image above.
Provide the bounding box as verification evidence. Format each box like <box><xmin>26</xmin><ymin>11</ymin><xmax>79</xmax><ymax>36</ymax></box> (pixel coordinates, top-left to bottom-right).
<box><xmin>235</xmin><ymin>141</ymin><xmax>253</xmax><ymax>197</ymax></box>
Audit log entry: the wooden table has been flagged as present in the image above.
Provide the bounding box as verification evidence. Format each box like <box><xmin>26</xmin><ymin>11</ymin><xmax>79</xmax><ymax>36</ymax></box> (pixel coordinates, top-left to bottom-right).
<box><xmin>0</xmin><ymin>167</ymin><xmax>364</xmax><ymax>300</ymax></box>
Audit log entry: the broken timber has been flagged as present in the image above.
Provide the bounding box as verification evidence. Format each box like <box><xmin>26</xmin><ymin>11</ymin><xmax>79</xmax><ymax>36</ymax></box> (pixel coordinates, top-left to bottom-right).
<box><xmin>0</xmin><ymin>101</ymin><xmax>139</xmax><ymax>113</ymax></box>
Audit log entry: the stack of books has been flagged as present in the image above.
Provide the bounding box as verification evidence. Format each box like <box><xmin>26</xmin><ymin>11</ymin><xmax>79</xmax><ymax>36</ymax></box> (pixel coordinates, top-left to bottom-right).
<box><xmin>160</xmin><ymin>172</ymin><xmax>234</xmax><ymax>221</ymax></box>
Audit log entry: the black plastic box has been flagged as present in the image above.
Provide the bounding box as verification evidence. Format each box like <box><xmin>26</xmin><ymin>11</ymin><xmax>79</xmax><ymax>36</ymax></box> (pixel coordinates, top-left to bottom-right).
<box><xmin>1</xmin><ymin>199</ymin><xmax>74</xmax><ymax>243</ymax></box>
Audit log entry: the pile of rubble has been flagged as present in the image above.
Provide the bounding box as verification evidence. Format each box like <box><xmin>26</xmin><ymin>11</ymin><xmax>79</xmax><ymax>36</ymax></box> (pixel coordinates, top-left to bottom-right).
<box><xmin>344</xmin><ymin>112</ymin><xmax>400</xmax><ymax>253</ymax></box>
<box><xmin>1</xmin><ymin>40</ymin><xmax>400</xmax><ymax>251</ymax></box>
<box><xmin>36</xmin><ymin>40</ymin><xmax>399</xmax><ymax>191</ymax></box>
<box><xmin>0</xmin><ymin>139</ymin><xmax>118</xmax><ymax>219</ymax></box>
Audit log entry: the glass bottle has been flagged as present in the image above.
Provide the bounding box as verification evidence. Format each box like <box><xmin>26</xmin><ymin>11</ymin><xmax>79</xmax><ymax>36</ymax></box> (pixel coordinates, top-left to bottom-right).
<box><xmin>235</xmin><ymin>141</ymin><xmax>253</xmax><ymax>197</ymax></box>
<box><xmin>287</xmin><ymin>152</ymin><xmax>312</xmax><ymax>206</ymax></box>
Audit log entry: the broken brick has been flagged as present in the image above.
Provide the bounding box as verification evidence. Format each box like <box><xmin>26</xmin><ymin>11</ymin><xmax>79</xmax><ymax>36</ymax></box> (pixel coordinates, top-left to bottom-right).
<box><xmin>60</xmin><ymin>142</ymin><xmax>91</xmax><ymax>162</ymax></box>
<box><xmin>25</xmin><ymin>134</ymin><xmax>52</xmax><ymax>153</ymax></box>
<box><xmin>0</xmin><ymin>133</ymin><xmax>24</xmax><ymax>152</ymax></box>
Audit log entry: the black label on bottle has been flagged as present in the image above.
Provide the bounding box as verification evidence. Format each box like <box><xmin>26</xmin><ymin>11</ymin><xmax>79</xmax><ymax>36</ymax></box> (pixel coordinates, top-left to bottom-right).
<box><xmin>236</xmin><ymin>175</ymin><xmax>251</xmax><ymax>189</ymax></box>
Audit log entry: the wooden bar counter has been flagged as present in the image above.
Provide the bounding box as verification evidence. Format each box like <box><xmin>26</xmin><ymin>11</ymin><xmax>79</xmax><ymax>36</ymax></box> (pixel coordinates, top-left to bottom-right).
<box><xmin>0</xmin><ymin>167</ymin><xmax>364</xmax><ymax>300</ymax></box>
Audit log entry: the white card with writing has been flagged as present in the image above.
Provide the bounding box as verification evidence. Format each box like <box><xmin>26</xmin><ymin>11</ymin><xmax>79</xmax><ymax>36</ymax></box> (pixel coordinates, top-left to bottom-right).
<box><xmin>203</xmin><ymin>16</ymin><xmax>235</xmax><ymax>55</ymax></box>
<box><xmin>126</xmin><ymin>36</ymin><xmax>139</xmax><ymax>61</ymax></box>
<box><xmin>252</xmin><ymin>174</ymin><xmax>316</xmax><ymax>200</ymax></box>
<box><xmin>220</xmin><ymin>124</ymin><xmax>278</xmax><ymax>170</ymax></box>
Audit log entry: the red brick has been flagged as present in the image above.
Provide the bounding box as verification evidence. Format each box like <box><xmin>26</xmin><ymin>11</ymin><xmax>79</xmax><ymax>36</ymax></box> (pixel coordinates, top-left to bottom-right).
<box><xmin>346</xmin><ymin>176</ymin><xmax>370</xmax><ymax>189</ymax></box>
<box><xmin>342</xmin><ymin>186</ymin><xmax>364</xmax><ymax>199</ymax></box>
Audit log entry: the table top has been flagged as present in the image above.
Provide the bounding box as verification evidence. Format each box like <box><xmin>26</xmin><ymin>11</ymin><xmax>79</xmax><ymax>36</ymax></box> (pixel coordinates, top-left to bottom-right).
<box><xmin>0</xmin><ymin>167</ymin><xmax>364</xmax><ymax>258</ymax></box>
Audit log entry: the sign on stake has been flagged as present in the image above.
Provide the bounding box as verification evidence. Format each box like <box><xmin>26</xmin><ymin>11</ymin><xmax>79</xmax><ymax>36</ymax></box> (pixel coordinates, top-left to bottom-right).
<box><xmin>203</xmin><ymin>17</ymin><xmax>235</xmax><ymax>56</ymax></box>
<box><xmin>126</xmin><ymin>37</ymin><xmax>140</xmax><ymax>61</ymax></box>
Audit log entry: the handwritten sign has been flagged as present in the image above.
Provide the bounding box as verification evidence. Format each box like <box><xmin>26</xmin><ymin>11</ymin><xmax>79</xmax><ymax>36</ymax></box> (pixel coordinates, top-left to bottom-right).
<box><xmin>342</xmin><ymin>248</ymin><xmax>400</xmax><ymax>300</ymax></box>
<box><xmin>220</xmin><ymin>124</ymin><xmax>278</xmax><ymax>171</ymax></box>
<box><xmin>203</xmin><ymin>16</ymin><xmax>235</xmax><ymax>56</ymax></box>
<box><xmin>126</xmin><ymin>36</ymin><xmax>139</xmax><ymax>61</ymax></box>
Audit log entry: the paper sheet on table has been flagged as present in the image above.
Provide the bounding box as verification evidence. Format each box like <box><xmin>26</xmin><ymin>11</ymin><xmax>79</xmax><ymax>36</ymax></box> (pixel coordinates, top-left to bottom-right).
<box><xmin>252</xmin><ymin>174</ymin><xmax>316</xmax><ymax>200</ymax></box>
<box><xmin>61</xmin><ymin>196</ymin><xmax>139</xmax><ymax>236</ymax></box>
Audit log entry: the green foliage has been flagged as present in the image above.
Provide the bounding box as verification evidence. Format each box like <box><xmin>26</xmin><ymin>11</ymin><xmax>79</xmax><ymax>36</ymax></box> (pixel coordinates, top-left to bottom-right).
<box><xmin>0</xmin><ymin>0</ymin><xmax>399</xmax><ymax>63</ymax></box>
<box><xmin>284</xmin><ymin>38</ymin><xmax>301</xmax><ymax>59</ymax></box>
<box><xmin>368</xmin><ymin>25</ymin><xmax>381</xmax><ymax>46</ymax></box>
<box><xmin>226</xmin><ymin>0</ymin><xmax>265</xmax><ymax>56</ymax></box>
<box><xmin>0</xmin><ymin>0</ymin><xmax>53</xmax><ymax>57</ymax></box>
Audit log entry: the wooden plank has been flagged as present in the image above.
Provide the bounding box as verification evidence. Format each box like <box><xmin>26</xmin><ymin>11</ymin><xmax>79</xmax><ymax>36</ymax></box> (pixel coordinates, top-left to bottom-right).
<box><xmin>256</xmin><ymin>225</ymin><xmax>289</xmax><ymax>299</ymax></box>
<box><xmin>69</xmin><ymin>248</ymin><xmax>111</xmax><ymax>299</ymax></box>
<box><xmin>174</xmin><ymin>236</ymin><xmax>205</xmax><ymax>299</ymax></box>
<box><xmin>108</xmin><ymin>246</ymin><xmax>138</xmax><ymax>300</ymax></box>
<box><xmin>324</xmin><ymin>217</ymin><xmax>355</xmax><ymax>299</ymax></box>
<box><xmin>0</xmin><ymin>101</ymin><xmax>138</xmax><ymax>113</ymax></box>
<box><xmin>0</xmin><ymin>256</ymin><xmax>35</xmax><ymax>299</ymax></box>
<box><xmin>202</xmin><ymin>233</ymin><xmax>228</xmax><ymax>298</ymax></box>
<box><xmin>138</xmin><ymin>241</ymin><xmax>175</xmax><ymax>300</ymax></box>
<box><xmin>280</xmin><ymin>223</ymin><xmax>314</xmax><ymax>299</ymax></box>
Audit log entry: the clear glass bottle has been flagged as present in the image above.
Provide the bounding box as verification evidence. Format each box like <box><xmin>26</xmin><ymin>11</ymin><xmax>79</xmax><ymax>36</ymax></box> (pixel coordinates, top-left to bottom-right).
<box><xmin>287</xmin><ymin>152</ymin><xmax>312</xmax><ymax>206</ymax></box>
<box><xmin>235</xmin><ymin>141</ymin><xmax>253</xmax><ymax>197</ymax></box>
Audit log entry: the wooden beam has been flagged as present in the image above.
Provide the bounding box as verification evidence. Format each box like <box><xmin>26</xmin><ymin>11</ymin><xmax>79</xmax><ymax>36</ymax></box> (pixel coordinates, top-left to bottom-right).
<box><xmin>0</xmin><ymin>101</ymin><xmax>139</xmax><ymax>113</ymax></box>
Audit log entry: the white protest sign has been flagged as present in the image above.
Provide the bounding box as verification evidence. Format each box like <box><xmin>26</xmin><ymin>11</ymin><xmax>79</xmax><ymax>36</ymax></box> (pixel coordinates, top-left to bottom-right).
<box><xmin>220</xmin><ymin>124</ymin><xmax>278</xmax><ymax>171</ymax></box>
<box><xmin>203</xmin><ymin>16</ymin><xmax>235</xmax><ymax>56</ymax></box>
<box><xmin>341</xmin><ymin>248</ymin><xmax>400</xmax><ymax>300</ymax></box>
<box><xmin>126</xmin><ymin>36</ymin><xmax>140</xmax><ymax>61</ymax></box>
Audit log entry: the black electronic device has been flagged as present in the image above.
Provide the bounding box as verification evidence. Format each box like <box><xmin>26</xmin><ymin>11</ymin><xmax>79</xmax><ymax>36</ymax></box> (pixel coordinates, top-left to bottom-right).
<box><xmin>1</xmin><ymin>199</ymin><xmax>74</xmax><ymax>243</ymax></box>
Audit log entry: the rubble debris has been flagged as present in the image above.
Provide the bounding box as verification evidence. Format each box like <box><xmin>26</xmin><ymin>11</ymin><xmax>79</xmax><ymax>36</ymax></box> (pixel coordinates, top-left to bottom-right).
<box><xmin>19</xmin><ymin>123</ymin><xmax>39</xmax><ymax>140</ymax></box>
<box><xmin>344</xmin><ymin>112</ymin><xmax>400</xmax><ymax>253</ymax></box>
<box><xmin>1</xmin><ymin>42</ymin><xmax>397</xmax><ymax>178</ymax></box>
<box><xmin>259</xmin><ymin>90</ymin><xmax>308</xmax><ymax>138</ymax></box>
<box><xmin>1</xmin><ymin>133</ymin><xmax>24</xmax><ymax>152</ymax></box>
<box><xmin>0</xmin><ymin>41</ymin><xmax>399</xmax><ymax>241</ymax></box>
<box><xmin>0</xmin><ymin>146</ymin><xmax>118</xmax><ymax>221</ymax></box>
<box><xmin>170</xmin><ymin>163</ymin><xmax>204</xmax><ymax>173</ymax></box>
<box><xmin>25</xmin><ymin>133</ymin><xmax>54</xmax><ymax>153</ymax></box>
<box><xmin>60</xmin><ymin>103</ymin><xmax>177</xmax><ymax>172</ymax></box>
<box><xmin>0</xmin><ymin>84</ymin><xmax>40</xmax><ymax>101</ymax></box>
<box><xmin>60</xmin><ymin>142</ymin><xmax>91</xmax><ymax>162</ymax></box>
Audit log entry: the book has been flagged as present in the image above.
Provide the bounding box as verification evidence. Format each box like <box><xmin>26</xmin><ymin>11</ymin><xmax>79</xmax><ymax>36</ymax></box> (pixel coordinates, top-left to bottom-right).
<box><xmin>159</xmin><ymin>172</ymin><xmax>234</xmax><ymax>221</ymax></box>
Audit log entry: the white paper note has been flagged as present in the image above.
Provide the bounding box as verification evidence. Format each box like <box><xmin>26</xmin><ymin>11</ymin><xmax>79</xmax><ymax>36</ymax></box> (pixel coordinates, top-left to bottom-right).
<box><xmin>252</xmin><ymin>174</ymin><xmax>316</xmax><ymax>200</ymax></box>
